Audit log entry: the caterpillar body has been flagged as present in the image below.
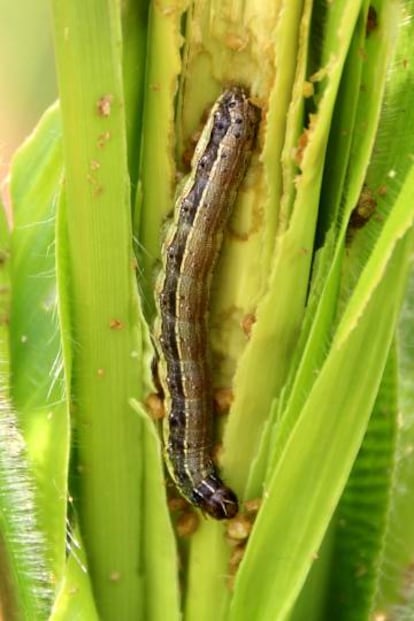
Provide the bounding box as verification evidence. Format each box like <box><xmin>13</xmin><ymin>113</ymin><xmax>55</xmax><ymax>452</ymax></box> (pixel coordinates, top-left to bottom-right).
<box><xmin>154</xmin><ymin>87</ymin><xmax>260</xmax><ymax>520</ymax></box>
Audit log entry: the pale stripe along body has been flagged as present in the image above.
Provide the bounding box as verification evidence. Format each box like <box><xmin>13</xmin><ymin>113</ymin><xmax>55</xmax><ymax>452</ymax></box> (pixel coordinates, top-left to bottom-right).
<box><xmin>154</xmin><ymin>87</ymin><xmax>260</xmax><ymax>520</ymax></box>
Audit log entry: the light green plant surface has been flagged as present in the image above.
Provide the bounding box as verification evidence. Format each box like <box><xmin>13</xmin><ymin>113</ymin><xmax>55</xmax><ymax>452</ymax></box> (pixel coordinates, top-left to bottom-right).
<box><xmin>0</xmin><ymin>195</ymin><xmax>53</xmax><ymax>618</ymax></box>
<box><xmin>375</xmin><ymin>266</ymin><xmax>414</xmax><ymax>618</ymax></box>
<box><xmin>1</xmin><ymin>0</ymin><xmax>414</xmax><ymax>620</ymax></box>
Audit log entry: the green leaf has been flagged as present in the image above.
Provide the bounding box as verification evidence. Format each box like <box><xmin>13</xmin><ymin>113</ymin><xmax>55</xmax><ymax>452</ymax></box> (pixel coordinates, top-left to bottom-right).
<box><xmin>50</xmin><ymin>1</ymin><xmax>180</xmax><ymax>618</ymax></box>
<box><xmin>0</xmin><ymin>398</ymin><xmax>54</xmax><ymax>619</ymax></box>
<box><xmin>5</xmin><ymin>1</ymin><xmax>414</xmax><ymax>619</ymax></box>
<box><xmin>325</xmin><ymin>344</ymin><xmax>399</xmax><ymax>619</ymax></box>
<box><xmin>9</xmin><ymin>102</ymin><xmax>69</xmax><ymax>585</ymax></box>
<box><xmin>230</xmin><ymin>222</ymin><xmax>414</xmax><ymax>621</ymax></box>
<box><xmin>223</xmin><ymin>0</ymin><xmax>364</xmax><ymax>496</ymax></box>
<box><xmin>50</xmin><ymin>526</ymin><xmax>100</xmax><ymax>621</ymax></box>
<box><xmin>121</xmin><ymin>0</ymin><xmax>150</xmax><ymax>201</ymax></box>
<box><xmin>375</xmin><ymin>264</ymin><xmax>414</xmax><ymax>617</ymax></box>
<box><xmin>0</xmin><ymin>196</ymin><xmax>53</xmax><ymax>619</ymax></box>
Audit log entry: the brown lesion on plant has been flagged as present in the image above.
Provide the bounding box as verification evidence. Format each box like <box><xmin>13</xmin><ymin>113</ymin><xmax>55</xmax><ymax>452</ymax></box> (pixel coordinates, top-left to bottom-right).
<box><xmin>0</xmin><ymin>284</ymin><xmax>10</xmax><ymax>297</ymax></box>
<box><xmin>240</xmin><ymin>312</ymin><xmax>256</xmax><ymax>338</ymax></box>
<box><xmin>130</xmin><ymin>256</ymin><xmax>139</xmax><ymax>272</ymax></box>
<box><xmin>350</xmin><ymin>184</ymin><xmax>377</xmax><ymax>227</ymax></box>
<box><xmin>347</xmin><ymin>183</ymin><xmax>384</xmax><ymax>243</ymax></box>
<box><xmin>96</xmin><ymin>94</ymin><xmax>114</xmax><ymax>117</ymax></box>
<box><xmin>294</xmin><ymin>113</ymin><xmax>318</xmax><ymax>168</ymax></box>
<box><xmin>0</xmin><ymin>250</ymin><xmax>9</xmax><ymax>265</ymax></box>
<box><xmin>144</xmin><ymin>392</ymin><xmax>165</xmax><ymax>421</ymax></box>
<box><xmin>93</xmin><ymin>186</ymin><xmax>103</xmax><ymax>197</ymax></box>
<box><xmin>366</xmin><ymin>6</ymin><xmax>379</xmax><ymax>36</ymax></box>
<box><xmin>167</xmin><ymin>496</ymin><xmax>188</xmax><ymax>513</ymax></box>
<box><xmin>225</xmin><ymin>497</ymin><xmax>262</xmax><ymax>589</ymax></box>
<box><xmin>214</xmin><ymin>387</ymin><xmax>234</xmax><ymax>414</ymax></box>
<box><xmin>97</xmin><ymin>131</ymin><xmax>111</xmax><ymax>149</ymax></box>
<box><xmin>226</xmin><ymin>513</ymin><xmax>253</xmax><ymax>542</ymax></box>
<box><xmin>86</xmin><ymin>171</ymin><xmax>103</xmax><ymax>197</ymax></box>
<box><xmin>86</xmin><ymin>159</ymin><xmax>103</xmax><ymax>196</ymax></box>
<box><xmin>109</xmin><ymin>318</ymin><xmax>123</xmax><ymax>330</ymax></box>
<box><xmin>175</xmin><ymin>510</ymin><xmax>200</xmax><ymax>537</ymax></box>
<box><xmin>294</xmin><ymin>128</ymin><xmax>311</xmax><ymax>167</ymax></box>
<box><xmin>167</xmin><ymin>491</ymin><xmax>200</xmax><ymax>537</ymax></box>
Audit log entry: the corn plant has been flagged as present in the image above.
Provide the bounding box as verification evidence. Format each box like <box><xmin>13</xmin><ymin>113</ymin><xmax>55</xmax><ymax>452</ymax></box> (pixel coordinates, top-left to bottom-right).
<box><xmin>2</xmin><ymin>0</ymin><xmax>414</xmax><ymax>619</ymax></box>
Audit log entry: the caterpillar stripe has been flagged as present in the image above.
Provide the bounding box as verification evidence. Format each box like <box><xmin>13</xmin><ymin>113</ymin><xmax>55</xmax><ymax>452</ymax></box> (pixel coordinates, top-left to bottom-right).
<box><xmin>154</xmin><ymin>87</ymin><xmax>260</xmax><ymax>520</ymax></box>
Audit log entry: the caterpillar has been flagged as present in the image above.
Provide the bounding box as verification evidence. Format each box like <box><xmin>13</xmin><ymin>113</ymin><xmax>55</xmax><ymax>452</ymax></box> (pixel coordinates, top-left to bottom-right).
<box><xmin>153</xmin><ymin>86</ymin><xmax>260</xmax><ymax>520</ymax></box>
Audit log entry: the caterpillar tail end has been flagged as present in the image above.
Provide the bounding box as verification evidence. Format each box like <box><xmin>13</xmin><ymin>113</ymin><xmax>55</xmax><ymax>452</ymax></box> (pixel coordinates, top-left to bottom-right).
<box><xmin>192</xmin><ymin>476</ymin><xmax>239</xmax><ymax>520</ymax></box>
